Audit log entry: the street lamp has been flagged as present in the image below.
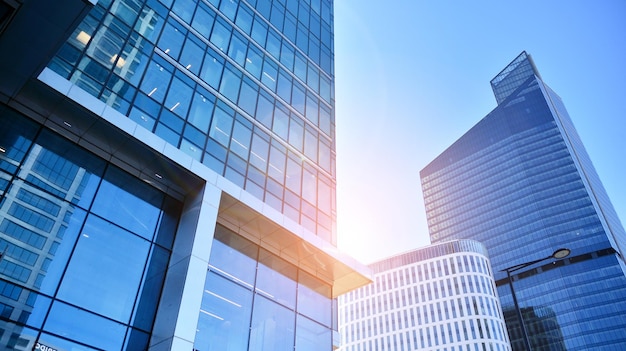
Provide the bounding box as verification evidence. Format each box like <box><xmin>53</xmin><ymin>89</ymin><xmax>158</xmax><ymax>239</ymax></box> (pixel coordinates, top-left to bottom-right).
<box><xmin>502</xmin><ymin>248</ymin><xmax>571</xmax><ymax>351</ymax></box>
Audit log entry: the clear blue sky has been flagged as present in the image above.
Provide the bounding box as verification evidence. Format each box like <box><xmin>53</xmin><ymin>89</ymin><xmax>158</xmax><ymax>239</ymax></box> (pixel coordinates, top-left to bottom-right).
<box><xmin>333</xmin><ymin>0</ymin><xmax>626</xmax><ymax>264</ymax></box>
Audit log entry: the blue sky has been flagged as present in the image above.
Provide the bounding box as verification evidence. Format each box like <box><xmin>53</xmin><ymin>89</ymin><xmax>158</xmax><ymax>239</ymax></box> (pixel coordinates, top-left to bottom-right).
<box><xmin>333</xmin><ymin>1</ymin><xmax>626</xmax><ymax>263</ymax></box>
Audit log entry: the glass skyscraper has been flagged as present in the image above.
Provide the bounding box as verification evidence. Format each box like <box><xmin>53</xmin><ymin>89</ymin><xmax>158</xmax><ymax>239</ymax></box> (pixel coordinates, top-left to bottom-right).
<box><xmin>0</xmin><ymin>0</ymin><xmax>371</xmax><ymax>350</ymax></box>
<box><xmin>420</xmin><ymin>52</ymin><xmax>626</xmax><ymax>350</ymax></box>
<box><xmin>338</xmin><ymin>240</ymin><xmax>512</xmax><ymax>351</ymax></box>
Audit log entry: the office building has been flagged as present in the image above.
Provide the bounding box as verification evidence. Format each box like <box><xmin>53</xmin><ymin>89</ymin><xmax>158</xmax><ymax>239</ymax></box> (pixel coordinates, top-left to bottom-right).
<box><xmin>0</xmin><ymin>0</ymin><xmax>371</xmax><ymax>350</ymax></box>
<box><xmin>420</xmin><ymin>52</ymin><xmax>626</xmax><ymax>350</ymax></box>
<box><xmin>338</xmin><ymin>240</ymin><xmax>512</xmax><ymax>351</ymax></box>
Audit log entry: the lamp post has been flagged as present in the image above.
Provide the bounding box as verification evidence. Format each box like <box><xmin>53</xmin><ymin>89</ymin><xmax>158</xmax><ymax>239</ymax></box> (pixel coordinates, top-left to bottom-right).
<box><xmin>502</xmin><ymin>248</ymin><xmax>571</xmax><ymax>351</ymax></box>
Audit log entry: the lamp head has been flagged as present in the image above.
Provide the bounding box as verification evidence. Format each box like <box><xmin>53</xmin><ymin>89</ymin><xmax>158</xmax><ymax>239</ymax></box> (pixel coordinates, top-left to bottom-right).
<box><xmin>552</xmin><ymin>248</ymin><xmax>571</xmax><ymax>259</ymax></box>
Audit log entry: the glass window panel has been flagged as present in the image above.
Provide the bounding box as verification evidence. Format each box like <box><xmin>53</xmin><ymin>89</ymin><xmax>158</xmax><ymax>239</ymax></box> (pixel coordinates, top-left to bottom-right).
<box><xmin>245</xmin><ymin>46</ymin><xmax>263</xmax><ymax>79</ymax></box>
<box><xmin>130</xmin><ymin>244</ymin><xmax>170</xmax><ymax>332</ymax></box>
<box><xmin>0</xmin><ymin>111</ymin><xmax>38</xmax><ymax>175</ymax></box>
<box><xmin>307</xmin><ymin>66</ymin><xmax>319</xmax><ymax>94</ymax></box>
<box><xmin>279</xmin><ymin>42</ymin><xmax>295</xmax><ymax>70</ymax></box>
<box><xmin>180</xmin><ymin>35</ymin><xmax>205</xmax><ymax>75</ymax></box>
<box><xmin>210</xmin><ymin>17</ymin><xmax>231</xmax><ymax>52</ymax></box>
<box><xmin>139</xmin><ymin>58</ymin><xmax>174</xmax><ymax>103</ymax></box>
<box><xmin>296</xmin><ymin>315</ymin><xmax>331</xmax><ymax>351</ymax></box>
<box><xmin>297</xmin><ymin>271</ymin><xmax>331</xmax><ymax>326</ymax></box>
<box><xmin>301</xmin><ymin>166</ymin><xmax>316</xmax><ymax>205</ymax></box>
<box><xmin>180</xmin><ymin>138</ymin><xmax>203</xmax><ymax>161</ymax></box>
<box><xmin>256</xmin><ymin>93</ymin><xmax>274</xmax><ymax>129</ymax></box>
<box><xmin>283</xmin><ymin>14</ymin><xmax>296</xmax><ymax>42</ymax></box>
<box><xmin>285</xmin><ymin>156</ymin><xmax>302</xmax><ymax>194</ymax></box>
<box><xmin>192</xmin><ymin>2</ymin><xmax>216</xmax><ymax>39</ymax></box>
<box><xmin>251</xmin><ymin>17</ymin><xmax>267</xmax><ymax>46</ymax></box>
<box><xmin>219</xmin><ymin>65</ymin><xmax>242</xmax><ymax>103</ymax></box>
<box><xmin>317</xmin><ymin>176</ymin><xmax>331</xmax><ymax>215</ymax></box>
<box><xmin>200</xmin><ymin>48</ymin><xmax>224</xmax><ymax>89</ymax></box>
<box><xmin>276</xmin><ymin>70</ymin><xmax>292</xmax><ymax>103</ymax></box>
<box><xmin>250</xmin><ymin>132</ymin><xmax>269</xmax><ymax>172</ymax></box>
<box><xmin>91</xmin><ymin>166</ymin><xmax>162</xmax><ymax>240</ymax></box>
<box><xmin>89</xmin><ymin>23</ymin><xmax>125</xmax><ymax>69</ymax></box>
<box><xmin>219</xmin><ymin>0</ymin><xmax>238</xmax><ymax>20</ymax></box>
<box><xmin>319</xmin><ymin>138</ymin><xmax>331</xmax><ymax>172</ymax></box>
<box><xmin>319</xmin><ymin>104</ymin><xmax>331</xmax><ymax>136</ymax></box>
<box><xmin>270</xmin><ymin>3</ymin><xmax>285</xmax><ymax>31</ymax></box>
<box><xmin>158</xmin><ymin>19</ymin><xmax>186</xmax><ymax>60</ymax></box>
<box><xmin>228</xmin><ymin>31</ymin><xmax>248</xmax><ymax>66</ymax></box>
<box><xmin>266</xmin><ymin>30</ymin><xmax>281</xmax><ymax>59</ymax></box>
<box><xmin>305</xmin><ymin>94</ymin><xmax>318</xmax><ymax>124</ymax></box>
<box><xmin>164</xmin><ymin>75</ymin><xmax>194</xmax><ymax>118</ymax></box>
<box><xmin>234</xmin><ymin>4</ymin><xmax>253</xmax><ymax>34</ymax></box>
<box><xmin>57</xmin><ymin>215</ymin><xmax>150</xmax><ymax>322</ymax></box>
<box><xmin>238</xmin><ymin>78</ymin><xmax>259</xmax><ymax>116</ymax></box>
<box><xmin>272</xmin><ymin>104</ymin><xmax>289</xmax><ymax>140</ymax></box>
<box><xmin>23</xmin><ymin>130</ymin><xmax>105</xmax><ymax>209</ymax></box>
<box><xmin>209</xmin><ymin>225</ymin><xmax>258</xmax><ymax>286</ymax></box>
<box><xmin>294</xmin><ymin>52</ymin><xmax>307</xmax><ymax>82</ymax></box>
<box><xmin>320</xmin><ymin>75</ymin><xmax>331</xmax><ymax>103</ymax></box>
<box><xmin>288</xmin><ymin>116</ymin><xmax>304</xmax><ymax>151</ymax></box>
<box><xmin>159</xmin><ymin>108</ymin><xmax>185</xmax><ymax>134</ymax></box>
<box><xmin>268</xmin><ymin>144</ymin><xmax>285</xmax><ymax>182</ymax></box>
<box><xmin>187</xmin><ymin>88</ymin><xmax>215</xmax><ymax>132</ymax></box>
<box><xmin>43</xmin><ymin>301</ymin><xmax>127</xmax><ymax>351</ymax></box>
<box><xmin>249</xmin><ymin>295</ymin><xmax>295</xmax><ymax>351</ymax></box>
<box><xmin>172</xmin><ymin>0</ymin><xmax>196</xmax><ymax>23</ymax></box>
<box><xmin>209</xmin><ymin>104</ymin><xmax>234</xmax><ymax>147</ymax></box>
<box><xmin>231</xmin><ymin>119</ymin><xmax>252</xmax><ymax>159</ymax></box>
<box><xmin>154</xmin><ymin>195</ymin><xmax>182</xmax><ymax>250</ymax></box>
<box><xmin>195</xmin><ymin>272</ymin><xmax>253</xmax><ymax>351</ymax></box>
<box><xmin>304</xmin><ymin>128</ymin><xmax>318</xmax><ymax>163</ymax></box>
<box><xmin>256</xmin><ymin>249</ymin><xmax>296</xmax><ymax>308</ymax></box>
<box><xmin>155</xmin><ymin>122</ymin><xmax>181</xmax><ymax>146</ymax></box>
<box><xmin>291</xmin><ymin>82</ymin><xmax>305</xmax><ymax>114</ymax></box>
<box><xmin>261</xmin><ymin>58</ymin><xmax>277</xmax><ymax>91</ymax></box>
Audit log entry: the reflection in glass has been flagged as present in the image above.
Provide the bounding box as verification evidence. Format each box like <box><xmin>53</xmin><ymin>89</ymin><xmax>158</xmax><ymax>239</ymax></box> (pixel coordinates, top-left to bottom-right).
<box><xmin>195</xmin><ymin>272</ymin><xmax>252</xmax><ymax>351</ymax></box>
<box><xmin>295</xmin><ymin>314</ymin><xmax>331</xmax><ymax>351</ymax></box>
<box><xmin>91</xmin><ymin>166</ymin><xmax>162</xmax><ymax>240</ymax></box>
<box><xmin>249</xmin><ymin>295</ymin><xmax>295</xmax><ymax>351</ymax></box>
<box><xmin>56</xmin><ymin>215</ymin><xmax>150</xmax><ymax>323</ymax></box>
<box><xmin>256</xmin><ymin>249</ymin><xmax>296</xmax><ymax>308</ymax></box>
<box><xmin>297</xmin><ymin>270</ymin><xmax>331</xmax><ymax>327</ymax></box>
<box><xmin>209</xmin><ymin>225</ymin><xmax>258</xmax><ymax>287</ymax></box>
<box><xmin>43</xmin><ymin>301</ymin><xmax>127</xmax><ymax>351</ymax></box>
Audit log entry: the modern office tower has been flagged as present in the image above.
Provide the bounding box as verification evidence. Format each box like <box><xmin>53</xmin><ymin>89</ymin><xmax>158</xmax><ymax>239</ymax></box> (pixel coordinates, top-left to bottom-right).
<box><xmin>420</xmin><ymin>51</ymin><xmax>626</xmax><ymax>350</ymax></box>
<box><xmin>0</xmin><ymin>0</ymin><xmax>371</xmax><ymax>350</ymax></box>
<box><xmin>338</xmin><ymin>240</ymin><xmax>512</xmax><ymax>351</ymax></box>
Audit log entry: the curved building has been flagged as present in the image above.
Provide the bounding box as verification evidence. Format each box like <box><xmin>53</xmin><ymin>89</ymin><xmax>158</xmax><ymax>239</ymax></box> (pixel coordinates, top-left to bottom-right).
<box><xmin>338</xmin><ymin>240</ymin><xmax>512</xmax><ymax>351</ymax></box>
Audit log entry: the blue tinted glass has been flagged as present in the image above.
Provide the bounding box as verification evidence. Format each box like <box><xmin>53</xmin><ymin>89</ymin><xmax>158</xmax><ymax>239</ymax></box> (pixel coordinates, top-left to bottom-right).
<box><xmin>43</xmin><ymin>301</ymin><xmax>127</xmax><ymax>350</ymax></box>
<box><xmin>256</xmin><ymin>249</ymin><xmax>296</xmax><ymax>308</ymax></box>
<box><xmin>56</xmin><ymin>215</ymin><xmax>150</xmax><ymax>322</ymax></box>
<box><xmin>297</xmin><ymin>271</ymin><xmax>331</xmax><ymax>326</ymax></box>
<box><xmin>130</xmin><ymin>244</ymin><xmax>170</xmax><ymax>331</ymax></box>
<box><xmin>250</xmin><ymin>295</ymin><xmax>295</xmax><ymax>351</ymax></box>
<box><xmin>194</xmin><ymin>272</ymin><xmax>253</xmax><ymax>351</ymax></box>
<box><xmin>209</xmin><ymin>226</ymin><xmax>257</xmax><ymax>286</ymax></box>
<box><xmin>0</xmin><ymin>110</ymin><xmax>38</xmax><ymax>175</ymax></box>
<box><xmin>91</xmin><ymin>166</ymin><xmax>162</xmax><ymax>240</ymax></box>
<box><xmin>295</xmin><ymin>315</ymin><xmax>331</xmax><ymax>351</ymax></box>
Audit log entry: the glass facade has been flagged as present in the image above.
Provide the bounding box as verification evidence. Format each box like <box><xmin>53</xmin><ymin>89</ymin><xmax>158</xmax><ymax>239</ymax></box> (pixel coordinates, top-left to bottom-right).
<box><xmin>338</xmin><ymin>240</ymin><xmax>511</xmax><ymax>351</ymax></box>
<box><xmin>47</xmin><ymin>0</ymin><xmax>337</xmax><ymax>244</ymax></box>
<box><xmin>195</xmin><ymin>224</ymin><xmax>333</xmax><ymax>351</ymax></box>
<box><xmin>420</xmin><ymin>52</ymin><xmax>626</xmax><ymax>350</ymax></box>
<box><xmin>0</xmin><ymin>111</ymin><xmax>182</xmax><ymax>350</ymax></box>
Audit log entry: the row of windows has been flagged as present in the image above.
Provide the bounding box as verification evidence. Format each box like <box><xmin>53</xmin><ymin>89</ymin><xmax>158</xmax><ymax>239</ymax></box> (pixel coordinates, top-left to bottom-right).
<box><xmin>195</xmin><ymin>224</ymin><xmax>335</xmax><ymax>351</ymax></box>
<box><xmin>48</xmin><ymin>0</ymin><xmax>338</xmax><ymax>241</ymax></box>
<box><xmin>343</xmin><ymin>278</ymin><xmax>502</xmax><ymax>325</ymax></box>
<box><xmin>340</xmin><ymin>317</ymin><xmax>510</xmax><ymax>351</ymax></box>
<box><xmin>344</xmin><ymin>255</ymin><xmax>492</xmax><ymax>302</ymax></box>
<box><xmin>0</xmin><ymin>112</ymin><xmax>182</xmax><ymax>350</ymax></box>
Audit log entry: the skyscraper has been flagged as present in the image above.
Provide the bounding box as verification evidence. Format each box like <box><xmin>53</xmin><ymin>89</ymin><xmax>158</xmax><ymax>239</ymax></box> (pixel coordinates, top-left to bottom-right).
<box><xmin>0</xmin><ymin>0</ymin><xmax>371</xmax><ymax>350</ymax></box>
<box><xmin>420</xmin><ymin>51</ymin><xmax>626</xmax><ymax>350</ymax></box>
<box><xmin>338</xmin><ymin>240</ymin><xmax>512</xmax><ymax>351</ymax></box>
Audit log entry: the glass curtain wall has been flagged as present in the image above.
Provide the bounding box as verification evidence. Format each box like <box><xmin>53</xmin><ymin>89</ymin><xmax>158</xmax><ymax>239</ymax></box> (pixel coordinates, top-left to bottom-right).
<box><xmin>47</xmin><ymin>0</ymin><xmax>337</xmax><ymax>243</ymax></box>
<box><xmin>0</xmin><ymin>110</ymin><xmax>182</xmax><ymax>350</ymax></box>
<box><xmin>194</xmin><ymin>224</ymin><xmax>333</xmax><ymax>351</ymax></box>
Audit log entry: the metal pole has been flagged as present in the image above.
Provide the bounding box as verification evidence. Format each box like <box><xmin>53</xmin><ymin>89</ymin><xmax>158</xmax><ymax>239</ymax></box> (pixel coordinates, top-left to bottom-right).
<box><xmin>507</xmin><ymin>268</ymin><xmax>532</xmax><ymax>351</ymax></box>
